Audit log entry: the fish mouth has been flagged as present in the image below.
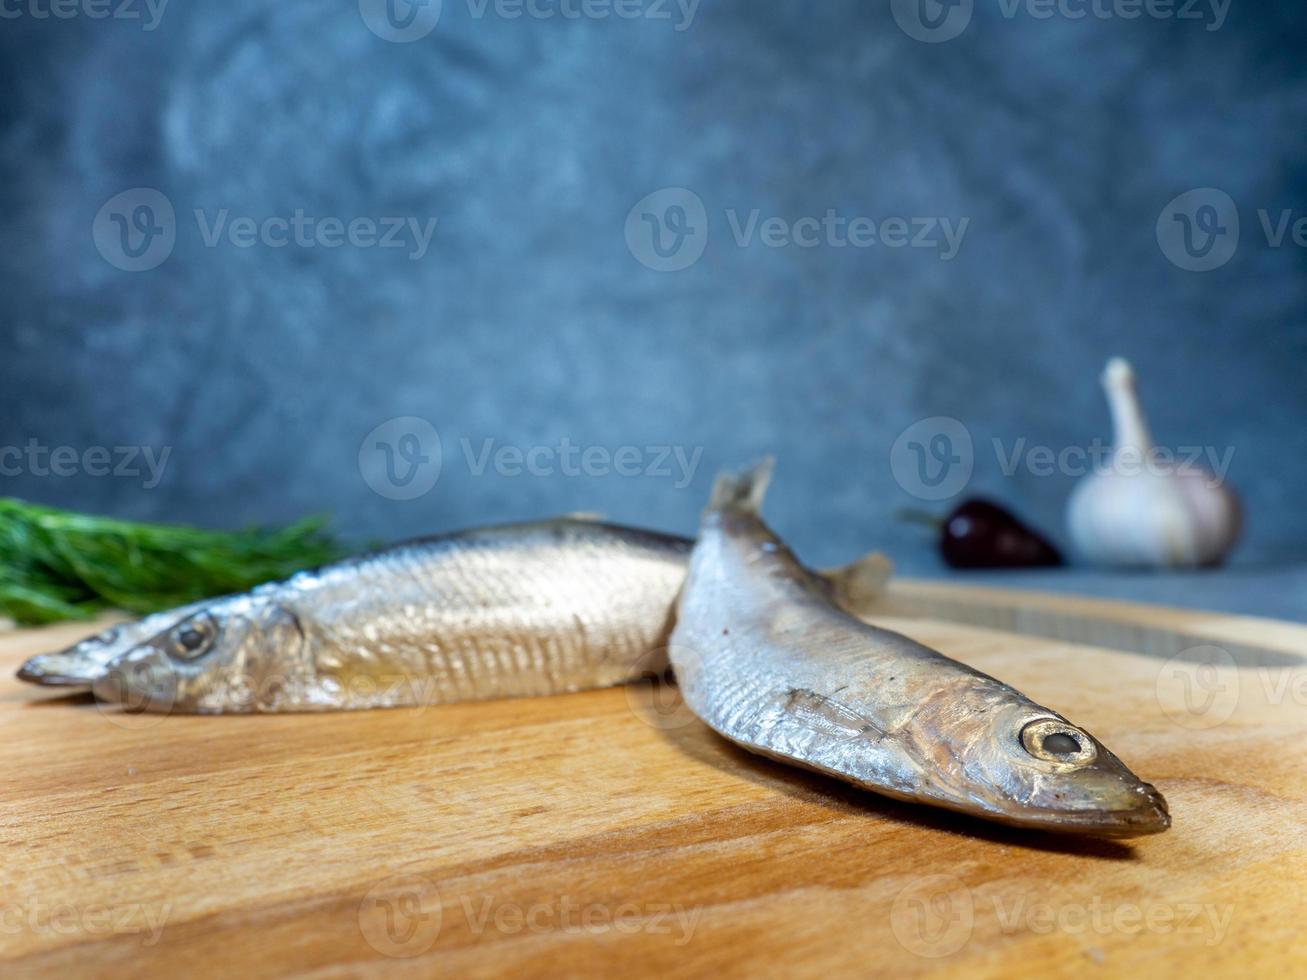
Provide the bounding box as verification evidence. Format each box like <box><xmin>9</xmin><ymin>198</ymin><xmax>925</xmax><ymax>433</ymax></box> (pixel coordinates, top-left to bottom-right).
<box><xmin>16</xmin><ymin>657</ymin><xmax>97</xmax><ymax>688</ymax></box>
<box><xmin>991</xmin><ymin>784</ymin><xmax>1171</xmax><ymax>838</ymax></box>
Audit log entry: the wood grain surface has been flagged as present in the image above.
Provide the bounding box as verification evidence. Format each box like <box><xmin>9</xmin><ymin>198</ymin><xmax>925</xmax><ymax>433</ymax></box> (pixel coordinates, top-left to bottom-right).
<box><xmin>1</xmin><ymin>584</ymin><xmax>1305</xmax><ymax>978</ymax></box>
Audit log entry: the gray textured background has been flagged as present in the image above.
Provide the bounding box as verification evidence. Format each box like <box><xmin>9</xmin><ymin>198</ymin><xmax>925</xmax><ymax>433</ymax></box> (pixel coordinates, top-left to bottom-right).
<box><xmin>2</xmin><ymin>1</ymin><xmax>1306</xmax><ymax>617</ymax></box>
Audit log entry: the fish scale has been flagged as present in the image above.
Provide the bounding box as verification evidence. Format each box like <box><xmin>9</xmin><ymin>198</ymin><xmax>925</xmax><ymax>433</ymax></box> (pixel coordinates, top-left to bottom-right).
<box><xmin>276</xmin><ymin>523</ymin><xmax>693</xmax><ymax>707</ymax></box>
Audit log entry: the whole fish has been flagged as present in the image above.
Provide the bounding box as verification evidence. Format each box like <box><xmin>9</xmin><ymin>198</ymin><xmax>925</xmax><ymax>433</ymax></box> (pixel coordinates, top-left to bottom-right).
<box><xmin>59</xmin><ymin>518</ymin><xmax>885</xmax><ymax>714</ymax></box>
<box><xmin>82</xmin><ymin>520</ymin><xmax>690</xmax><ymax>713</ymax></box>
<box><xmin>670</xmin><ymin>461</ymin><xmax>1170</xmax><ymax>837</ymax></box>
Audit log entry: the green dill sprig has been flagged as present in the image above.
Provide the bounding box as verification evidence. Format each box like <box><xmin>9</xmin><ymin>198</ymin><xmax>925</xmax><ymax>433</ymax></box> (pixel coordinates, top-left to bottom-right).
<box><xmin>0</xmin><ymin>498</ymin><xmax>347</xmax><ymax>625</ymax></box>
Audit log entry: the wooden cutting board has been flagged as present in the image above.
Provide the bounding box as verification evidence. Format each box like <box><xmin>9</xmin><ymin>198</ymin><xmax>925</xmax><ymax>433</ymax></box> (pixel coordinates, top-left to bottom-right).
<box><xmin>1</xmin><ymin>582</ymin><xmax>1304</xmax><ymax>978</ymax></box>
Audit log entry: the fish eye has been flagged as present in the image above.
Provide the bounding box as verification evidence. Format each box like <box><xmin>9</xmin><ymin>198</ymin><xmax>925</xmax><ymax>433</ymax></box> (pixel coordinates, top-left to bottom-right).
<box><xmin>1042</xmin><ymin>732</ymin><xmax>1081</xmax><ymax>754</ymax></box>
<box><xmin>168</xmin><ymin>613</ymin><xmax>217</xmax><ymax>661</ymax></box>
<box><xmin>1019</xmin><ymin>719</ymin><xmax>1097</xmax><ymax>765</ymax></box>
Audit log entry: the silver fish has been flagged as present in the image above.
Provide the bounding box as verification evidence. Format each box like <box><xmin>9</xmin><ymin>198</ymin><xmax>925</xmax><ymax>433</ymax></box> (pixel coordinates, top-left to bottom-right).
<box><xmin>670</xmin><ymin>460</ymin><xmax>1170</xmax><ymax>837</ymax></box>
<box><xmin>83</xmin><ymin>520</ymin><xmax>695</xmax><ymax>713</ymax></box>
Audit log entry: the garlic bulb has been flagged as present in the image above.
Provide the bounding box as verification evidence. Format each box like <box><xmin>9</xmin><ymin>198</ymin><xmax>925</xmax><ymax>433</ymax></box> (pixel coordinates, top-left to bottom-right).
<box><xmin>1066</xmin><ymin>358</ymin><xmax>1240</xmax><ymax>568</ymax></box>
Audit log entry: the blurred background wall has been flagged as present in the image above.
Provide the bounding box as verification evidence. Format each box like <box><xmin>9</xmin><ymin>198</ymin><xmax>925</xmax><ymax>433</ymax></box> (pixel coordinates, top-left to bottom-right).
<box><xmin>2</xmin><ymin>0</ymin><xmax>1305</xmax><ymax>611</ymax></box>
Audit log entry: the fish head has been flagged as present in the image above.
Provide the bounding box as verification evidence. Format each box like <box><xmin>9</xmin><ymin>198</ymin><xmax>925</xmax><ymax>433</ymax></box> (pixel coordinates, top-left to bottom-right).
<box><xmin>902</xmin><ymin>679</ymin><xmax>1170</xmax><ymax>837</ymax></box>
<box><xmin>91</xmin><ymin>597</ymin><xmax>305</xmax><ymax>713</ymax></box>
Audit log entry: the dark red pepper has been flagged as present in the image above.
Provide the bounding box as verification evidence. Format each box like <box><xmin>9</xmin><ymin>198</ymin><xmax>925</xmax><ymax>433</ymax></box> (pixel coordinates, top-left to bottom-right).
<box><xmin>902</xmin><ymin>499</ymin><xmax>1063</xmax><ymax>569</ymax></box>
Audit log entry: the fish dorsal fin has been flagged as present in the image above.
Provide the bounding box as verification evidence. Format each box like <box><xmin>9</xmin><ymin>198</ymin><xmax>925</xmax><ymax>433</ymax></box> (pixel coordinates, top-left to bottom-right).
<box><xmin>824</xmin><ymin>550</ymin><xmax>893</xmax><ymax>615</ymax></box>
<box><xmin>708</xmin><ymin>458</ymin><xmax>775</xmax><ymax>516</ymax></box>
<box><xmin>563</xmin><ymin>511</ymin><xmax>606</xmax><ymax>522</ymax></box>
<box><xmin>782</xmin><ymin>688</ymin><xmax>882</xmax><ymax>741</ymax></box>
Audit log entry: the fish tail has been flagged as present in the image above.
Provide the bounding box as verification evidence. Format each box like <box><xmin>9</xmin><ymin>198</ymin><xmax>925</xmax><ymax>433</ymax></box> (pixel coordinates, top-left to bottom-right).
<box><xmin>707</xmin><ymin>458</ymin><xmax>775</xmax><ymax>516</ymax></box>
